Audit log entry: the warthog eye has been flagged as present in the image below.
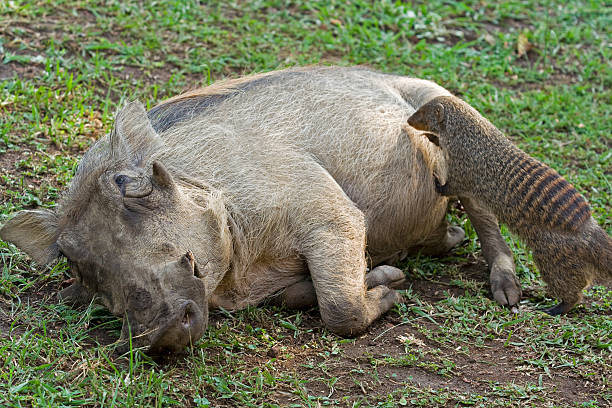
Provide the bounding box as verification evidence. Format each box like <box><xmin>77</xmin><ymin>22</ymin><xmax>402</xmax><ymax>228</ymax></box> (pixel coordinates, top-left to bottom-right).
<box><xmin>114</xmin><ymin>175</ymin><xmax>129</xmax><ymax>197</ymax></box>
<box><xmin>112</xmin><ymin>171</ymin><xmax>153</xmax><ymax>199</ymax></box>
<box><xmin>114</xmin><ymin>174</ymin><xmax>131</xmax><ymax>188</ymax></box>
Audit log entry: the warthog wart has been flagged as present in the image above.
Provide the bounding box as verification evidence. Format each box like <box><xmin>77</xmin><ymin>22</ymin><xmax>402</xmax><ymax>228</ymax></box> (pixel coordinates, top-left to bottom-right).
<box><xmin>1</xmin><ymin>66</ymin><xmax>521</xmax><ymax>352</ymax></box>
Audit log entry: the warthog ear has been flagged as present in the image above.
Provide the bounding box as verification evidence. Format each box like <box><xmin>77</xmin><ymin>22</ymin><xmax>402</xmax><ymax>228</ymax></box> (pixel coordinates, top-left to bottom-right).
<box><xmin>0</xmin><ymin>209</ymin><xmax>60</xmax><ymax>265</ymax></box>
<box><xmin>152</xmin><ymin>161</ymin><xmax>174</xmax><ymax>189</ymax></box>
<box><xmin>111</xmin><ymin>101</ymin><xmax>161</xmax><ymax>165</ymax></box>
<box><xmin>408</xmin><ymin>100</ymin><xmax>446</xmax><ymax>133</ymax></box>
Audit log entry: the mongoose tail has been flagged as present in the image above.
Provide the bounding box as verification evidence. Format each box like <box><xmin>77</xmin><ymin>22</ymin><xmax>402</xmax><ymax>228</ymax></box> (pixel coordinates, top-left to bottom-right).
<box><xmin>592</xmin><ymin>224</ymin><xmax>612</xmax><ymax>279</ymax></box>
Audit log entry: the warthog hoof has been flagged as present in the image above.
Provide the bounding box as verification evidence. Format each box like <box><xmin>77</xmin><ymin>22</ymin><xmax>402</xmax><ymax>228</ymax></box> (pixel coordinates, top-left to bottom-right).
<box><xmin>365</xmin><ymin>265</ymin><xmax>405</xmax><ymax>289</ymax></box>
<box><xmin>58</xmin><ymin>281</ymin><xmax>94</xmax><ymax>306</ymax></box>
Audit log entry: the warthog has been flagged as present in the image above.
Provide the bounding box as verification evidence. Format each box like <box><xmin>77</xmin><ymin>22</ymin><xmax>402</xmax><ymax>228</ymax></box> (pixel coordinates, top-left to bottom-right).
<box><xmin>1</xmin><ymin>66</ymin><xmax>521</xmax><ymax>353</ymax></box>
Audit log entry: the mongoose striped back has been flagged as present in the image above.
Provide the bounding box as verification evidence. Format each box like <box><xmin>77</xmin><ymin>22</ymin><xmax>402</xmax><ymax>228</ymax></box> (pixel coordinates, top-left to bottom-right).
<box><xmin>504</xmin><ymin>152</ymin><xmax>591</xmax><ymax>232</ymax></box>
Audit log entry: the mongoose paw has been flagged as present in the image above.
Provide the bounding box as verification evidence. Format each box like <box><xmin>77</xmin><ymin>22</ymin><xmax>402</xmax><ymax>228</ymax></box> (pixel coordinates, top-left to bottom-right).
<box><xmin>433</xmin><ymin>176</ymin><xmax>450</xmax><ymax>195</ymax></box>
<box><xmin>491</xmin><ymin>281</ymin><xmax>521</xmax><ymax>308</ymax></box>
<box><xmin>490</xmin><ymin>263</ymin><xmax>522</xmax><ymax>307</ymax></box>
<box><xmin>542</xmin><ymin>301</ymin><xmax>573</xmax><ymax>316</ymax></box>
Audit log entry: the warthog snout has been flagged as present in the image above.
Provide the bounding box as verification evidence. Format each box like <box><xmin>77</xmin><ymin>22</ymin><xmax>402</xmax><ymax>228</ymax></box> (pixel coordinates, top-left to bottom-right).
<box><xmin>117</xmin><ymin>252</ymin><xmax>209</xmax><ymax>353</ymax></box>
<box><xmin>149</xmin><ymin>299</ymin><xmax>206</xmax><ymax>353</ymax></box>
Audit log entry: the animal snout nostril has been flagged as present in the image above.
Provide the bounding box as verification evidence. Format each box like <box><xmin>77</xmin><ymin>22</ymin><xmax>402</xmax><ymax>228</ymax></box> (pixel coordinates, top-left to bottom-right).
<box><xmin>148</xmin><ymin>300</ymin><xmax>207</xmax><ymax>353</ymax></box>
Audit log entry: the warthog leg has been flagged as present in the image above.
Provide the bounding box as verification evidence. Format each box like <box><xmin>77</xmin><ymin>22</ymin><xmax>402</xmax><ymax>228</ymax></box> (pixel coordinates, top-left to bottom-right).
<box><xmin>268</xmin><ymin>279</ymin><xmax>318</xmax><ymax>310</ymax></box>
<box><xmin>303</xmin><ymin>219</ymin><xmax>402</xmax><ymax>336</ymax></box>
<box><xmin>283</xmin><ymin>163</ymin><xmax>402</xmax><ymax>336</ymax></box>
<box><xmin>271</xmin><ymin>264</ymin><xmax>405</xmax><ymax>310</ymax></box>
<box><xmin>460</xmin><ymin>196</ymin><xmax>521</xmax><ymax>307</ymax></box>
<box><xmin>415</xmin><ymin>220</ymin><xmax>466</xmax><ymax>256</ymax></box>
<box><xmin>58</xmin><ymin>280</ymin><xmax>94</xmax><ymax>306</ymax></box>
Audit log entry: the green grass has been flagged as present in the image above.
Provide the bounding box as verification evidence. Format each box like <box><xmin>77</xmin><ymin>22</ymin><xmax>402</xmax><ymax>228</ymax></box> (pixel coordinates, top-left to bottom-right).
<box><xmin>0</xmin><ymin>0</ymin><xmax>611</xmax><ymax>406</ymax></box>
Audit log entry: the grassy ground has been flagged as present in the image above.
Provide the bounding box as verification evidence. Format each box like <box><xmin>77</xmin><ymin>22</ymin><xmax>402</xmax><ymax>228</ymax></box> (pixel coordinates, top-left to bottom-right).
<box><xmin>0</xmin><ymin>0</ymin><xmax>610</xmax><ymax>406</ymax></box>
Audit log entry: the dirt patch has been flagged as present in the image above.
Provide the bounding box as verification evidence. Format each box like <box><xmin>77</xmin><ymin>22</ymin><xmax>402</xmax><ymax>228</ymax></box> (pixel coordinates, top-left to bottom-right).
<box><xmin>0</xmin><ymin>149</ymin><xmax>33</xmax><ymax>204</ymax></box>
<box><xmin>0</xmin><ymin>64</ymin><xmax>14</xmax><ymax>80</ymax></box>
<box><xmin>0</xmin><ymin>148</ymin><xmax>29</xmax><ymax>172</ymax></box>
<box><xmin>234</xmin><ymin>305</ymin><xmax>606</xmax><ymax>406</ymax></box>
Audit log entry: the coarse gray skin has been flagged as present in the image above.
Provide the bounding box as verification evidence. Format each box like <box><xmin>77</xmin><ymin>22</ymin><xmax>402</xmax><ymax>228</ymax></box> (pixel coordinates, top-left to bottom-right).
<box><xmin>408</xmin><ymin>95</ymin><xmax>612</xmax><ymax>315</ymax></box>
<box><xmin>0</xmin><ymin>66</ymin><xmax>521</xmax><ymax>353</ymax></box>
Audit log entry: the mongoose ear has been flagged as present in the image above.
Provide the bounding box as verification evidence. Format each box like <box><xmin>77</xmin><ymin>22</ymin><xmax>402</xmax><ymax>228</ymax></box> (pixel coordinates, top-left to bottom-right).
<box><xmin>408</xmin><ymin>102</ymin><xmax>445</xmax><ymax>132</ymax></box>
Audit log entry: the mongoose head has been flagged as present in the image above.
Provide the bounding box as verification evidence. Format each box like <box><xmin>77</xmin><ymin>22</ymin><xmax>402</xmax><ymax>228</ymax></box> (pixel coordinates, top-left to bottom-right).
<box><xmin>407</xmin><ymin>96</ymin><xmax>454</xmax><ymax>164</ymax></box>
<box><xmin>408</xmin><ymin>96</ymin><xmax>450</xmax><ymax>136</ymax></box>
<box><xmin>407</xmin><ymin>96</ymin><xmax>457</xmax><ymax>154</ymax></box>
<box><xmin>408</xmin><ymin>95</ymin><xmax>495</xmax><ymax>156</ymax></box>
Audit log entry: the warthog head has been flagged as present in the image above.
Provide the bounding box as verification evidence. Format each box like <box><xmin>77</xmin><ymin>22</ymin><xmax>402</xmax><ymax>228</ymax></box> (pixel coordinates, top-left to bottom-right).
<box><xmin>0</xmin><ymin>102</ymin><xmax>232</xmax><ymax>353</ymax></box>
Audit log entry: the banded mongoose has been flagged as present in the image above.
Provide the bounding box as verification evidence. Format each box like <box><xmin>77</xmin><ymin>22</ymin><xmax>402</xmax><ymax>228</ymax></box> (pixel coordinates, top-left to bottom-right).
<box><xmin>408</xmin><ymin>95</ymin><xmax>612</xmax><ymax>315</ymax></box>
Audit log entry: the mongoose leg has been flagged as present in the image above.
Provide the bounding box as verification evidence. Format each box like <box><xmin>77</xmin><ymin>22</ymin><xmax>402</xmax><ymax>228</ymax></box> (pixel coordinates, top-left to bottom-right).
<box><xmin>534</xmin><ymin>252</ymin><xmax>589</xmax><ymax>315</ymax></box>
<box><xmin>460</xmin><ymin>196</ymin><xmax>521</xmax><ymax>307</ymax></box>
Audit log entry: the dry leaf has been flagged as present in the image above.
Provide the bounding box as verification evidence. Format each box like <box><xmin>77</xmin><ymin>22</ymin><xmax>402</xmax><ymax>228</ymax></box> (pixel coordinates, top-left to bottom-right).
<box><xmin>517</xmin><ymin>32</ymin><xmax>533</xmax><ymax>57</ymax></box>
<box><xmin>397</xmin><ymin>333</ymin><xmax>426</xmax><ymax>348</ymax></box>
<box><xmin>330</xmin><ymin>18</ymin><xmax>342</xmax><ymax>26</ymax></box>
